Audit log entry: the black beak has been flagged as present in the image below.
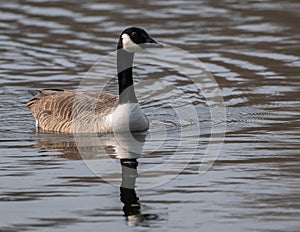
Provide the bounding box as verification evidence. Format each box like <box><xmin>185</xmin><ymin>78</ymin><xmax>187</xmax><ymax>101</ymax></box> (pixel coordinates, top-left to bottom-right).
<box><xmin>141</xmin><ymin>36</ymin><xmax>164</xmax><ymax>49</ymax></box>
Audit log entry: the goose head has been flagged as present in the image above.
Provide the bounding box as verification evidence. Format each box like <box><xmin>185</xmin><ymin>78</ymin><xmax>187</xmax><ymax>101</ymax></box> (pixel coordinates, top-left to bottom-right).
<box><xmin>118</xmin><ymin>27</ymin><xmax>163</xmax><ymax>53</ymax></box>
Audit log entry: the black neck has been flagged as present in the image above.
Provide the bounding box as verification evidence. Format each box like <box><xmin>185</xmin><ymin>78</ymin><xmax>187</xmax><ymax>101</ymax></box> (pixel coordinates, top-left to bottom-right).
<box><xmin>117</xmin><ymin>49</ymin><xmax>138</xmax><ymax>104</ymax></box>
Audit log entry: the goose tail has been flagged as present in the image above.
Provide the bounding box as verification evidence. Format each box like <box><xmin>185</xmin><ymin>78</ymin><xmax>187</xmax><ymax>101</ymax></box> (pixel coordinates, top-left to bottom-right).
<box><xmin>28</xmin><ymin>90</ymin><xmax>38</xmax><ymax>96</ymax></box>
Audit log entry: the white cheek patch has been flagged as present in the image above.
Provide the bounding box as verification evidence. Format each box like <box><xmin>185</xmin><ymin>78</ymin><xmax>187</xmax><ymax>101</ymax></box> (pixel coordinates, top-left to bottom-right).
<box><xmin>122</xmin><ymin>33</ymin><xmax>144</xmax><ymax>53</ymax></box>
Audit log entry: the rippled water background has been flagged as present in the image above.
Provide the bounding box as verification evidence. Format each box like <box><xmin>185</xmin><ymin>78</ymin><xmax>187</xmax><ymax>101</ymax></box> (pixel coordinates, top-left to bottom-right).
<box><xmin>1</xmin><ymin>0</ymin><xmax>300</xmax><ymax>231</ymax></box>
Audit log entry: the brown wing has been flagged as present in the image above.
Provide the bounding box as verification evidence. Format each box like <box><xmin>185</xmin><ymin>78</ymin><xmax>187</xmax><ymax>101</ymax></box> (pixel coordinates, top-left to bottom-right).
<box><xmin>26</xmin><ymin>89</ymin><xmax>118</xmax><ymax>133</ymax></box>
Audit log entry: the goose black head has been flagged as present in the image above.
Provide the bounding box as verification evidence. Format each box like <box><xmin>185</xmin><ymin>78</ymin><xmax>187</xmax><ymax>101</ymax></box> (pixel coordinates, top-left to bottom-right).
<box><xmin>118</xmin><ymin>27</ymin><xmax>163</xmax><ymax>52</ymax></box>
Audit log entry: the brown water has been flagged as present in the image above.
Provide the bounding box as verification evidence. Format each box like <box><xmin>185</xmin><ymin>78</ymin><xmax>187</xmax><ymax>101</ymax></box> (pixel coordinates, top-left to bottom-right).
<box><xmin>1</xmin><ymin>0</ymin><xmax>300</xmax><ymax>231</ymax></box>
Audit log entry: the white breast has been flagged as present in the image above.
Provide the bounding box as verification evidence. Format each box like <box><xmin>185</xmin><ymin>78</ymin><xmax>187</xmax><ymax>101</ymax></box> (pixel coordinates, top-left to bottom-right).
<box><xmin>110</xmin><ymin>103</ymin><xmax>149</xmax><ymax>132</ymax></box>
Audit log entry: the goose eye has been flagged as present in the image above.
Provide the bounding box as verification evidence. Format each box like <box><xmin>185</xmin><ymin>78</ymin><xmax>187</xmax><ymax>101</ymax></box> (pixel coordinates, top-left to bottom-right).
<box><xmin>131</xmin><ymin>32</ymin><xmax>137</xmax><ymax>37</ymax></box>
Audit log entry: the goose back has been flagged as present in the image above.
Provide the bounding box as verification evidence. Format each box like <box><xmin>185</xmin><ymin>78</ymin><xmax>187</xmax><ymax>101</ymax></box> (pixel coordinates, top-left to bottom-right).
<box><xmin>27</xmin><ymin>89</ymin><xmax>118</xmax><ymax>133</ymax></box>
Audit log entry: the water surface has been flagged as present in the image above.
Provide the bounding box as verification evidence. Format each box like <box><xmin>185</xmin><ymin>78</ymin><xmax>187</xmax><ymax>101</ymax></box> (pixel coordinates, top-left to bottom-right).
<box><xmin>1</xmin><ymin>0</ymin><xmax>300</xmax><ymax>231</ymax></box>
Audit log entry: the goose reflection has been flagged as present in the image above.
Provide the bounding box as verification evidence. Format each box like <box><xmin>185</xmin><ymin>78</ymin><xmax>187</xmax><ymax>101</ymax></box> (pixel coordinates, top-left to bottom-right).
<box><xmin>33</xmin><ymin>131</ymin><xmax>158</xmax><ymax>226</ymax></box>
<box><xmin>120</xmin><ymin>158</ymin><xmax>158</xmax><ymax>226</ymax></box>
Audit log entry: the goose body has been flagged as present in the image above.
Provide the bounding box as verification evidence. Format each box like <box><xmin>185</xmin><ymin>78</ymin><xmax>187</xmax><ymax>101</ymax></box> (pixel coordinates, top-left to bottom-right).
<box><xmin>26</xmin><ymin>27</ymin><xmax>161</xmax><ymax>133</ymax></box>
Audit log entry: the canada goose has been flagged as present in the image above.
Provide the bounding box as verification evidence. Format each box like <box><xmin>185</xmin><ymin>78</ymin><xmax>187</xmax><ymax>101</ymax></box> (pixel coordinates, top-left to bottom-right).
<box><xmin>27</xmin><ymin>27</ymin><xmax>162</xmax><ymax>133</ymax></box>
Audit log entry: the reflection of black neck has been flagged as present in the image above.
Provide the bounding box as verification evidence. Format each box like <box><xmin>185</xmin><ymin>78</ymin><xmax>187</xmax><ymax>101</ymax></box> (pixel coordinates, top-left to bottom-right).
<box><xmin>120</xmin><ymin>159</ymin><xmax>140</xmax><ymax>217</ymax></box>
<box><xmin>117</xmin><ymin>49</ymin><xmax>138</xmax><ymax>104</ymax></box>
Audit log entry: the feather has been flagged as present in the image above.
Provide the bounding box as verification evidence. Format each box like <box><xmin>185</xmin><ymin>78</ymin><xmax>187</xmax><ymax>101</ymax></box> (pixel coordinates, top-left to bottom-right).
<box><xmin>27</xmin><ymin>89</ymin><xmax>118</xmax><ymax>133</ymax></box>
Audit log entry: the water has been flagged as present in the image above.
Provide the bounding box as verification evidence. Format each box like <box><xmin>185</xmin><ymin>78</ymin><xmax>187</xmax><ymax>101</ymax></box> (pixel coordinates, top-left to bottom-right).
<box><xmin>1</xmin><ymin>0</ymin><xmax>300</xmax><ymax>231</ymax></box>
